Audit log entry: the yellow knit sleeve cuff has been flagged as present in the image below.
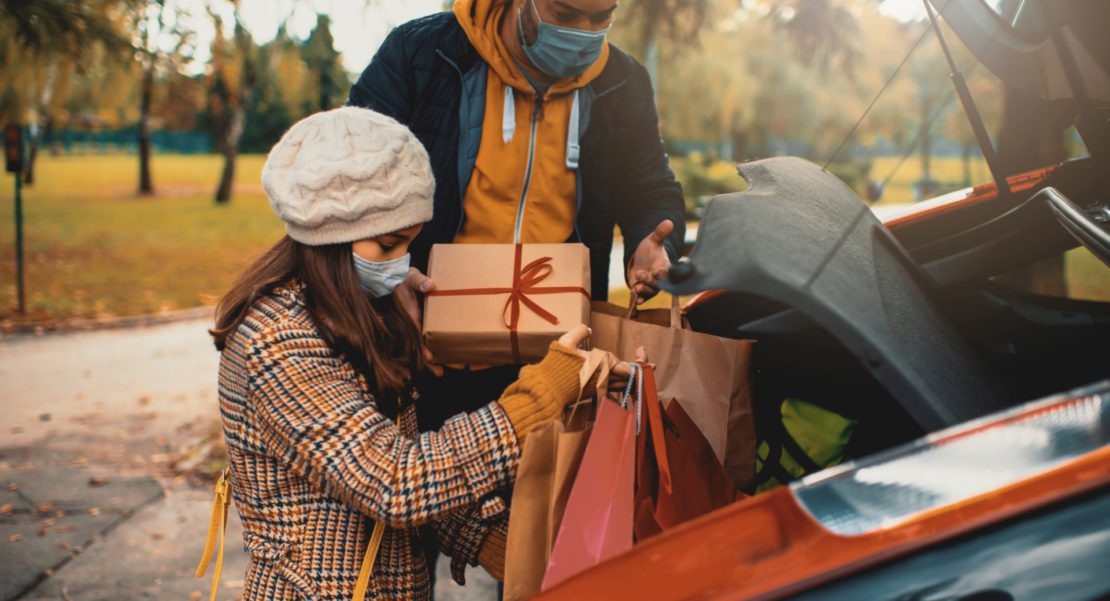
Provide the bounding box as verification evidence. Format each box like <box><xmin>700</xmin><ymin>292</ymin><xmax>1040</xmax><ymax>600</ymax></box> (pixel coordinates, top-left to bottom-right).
<box><xmin>477</xmin><ymin>527</ymin><xmax>507</xmax><ymax>582</ymax></box>
<box><xmin>498</xmin><ymin>342</ymin><xmax>585</xmax><ymax>442</ymax></box>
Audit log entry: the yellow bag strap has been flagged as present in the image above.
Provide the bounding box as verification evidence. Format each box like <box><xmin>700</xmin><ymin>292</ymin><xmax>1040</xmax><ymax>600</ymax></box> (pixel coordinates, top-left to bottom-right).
<box><xmin>196</xmin><ymin>467</ymin><xmax>231</xmax><ymax>601</ymax></box>
<box><xmin>352</xmin><ymin>519</ymin><xmax>387</xmax><ymax>601</ymax></box>
<box><xmin>198</xmin><ymin>414</ymin><xmax>400</xmax><ymax>601</ymax></box>
<box><xmin>353</xmin><ymin>412</ymin><xmax>401</xmax><ymax>600</ymax></box>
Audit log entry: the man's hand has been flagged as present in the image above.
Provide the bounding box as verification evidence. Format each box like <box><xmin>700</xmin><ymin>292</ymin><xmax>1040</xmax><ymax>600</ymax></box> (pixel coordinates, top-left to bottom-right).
<box><xmin>626</xmin><ymin>219</ymin><xmax>674</xmax><ymax>305</ymax></box>
<box><xmin>394</xmin><ymin>267</ymin><xmax>444</xmax><ymax>377</ymax></box>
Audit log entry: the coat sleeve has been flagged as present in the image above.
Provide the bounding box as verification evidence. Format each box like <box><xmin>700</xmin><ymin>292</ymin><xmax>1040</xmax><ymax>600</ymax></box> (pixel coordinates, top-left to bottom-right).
<box><xmin>428</xmin><ymin>504</ymin><xmax>509</xmax><ymax>585</ymax></box>
<box><xmin>247</xmin><ymin>329</ymin><xmax>520</xmax><ymax>529</ymax></box>
<box><xmin>610</xmin><ymin>60</ymin><xmax>687</xmax><ymax>273</ymax></box>
<box><xmin>347</xmin><ymin>25</ymin><xmax>413</xmax><ymax>122</ymax></box>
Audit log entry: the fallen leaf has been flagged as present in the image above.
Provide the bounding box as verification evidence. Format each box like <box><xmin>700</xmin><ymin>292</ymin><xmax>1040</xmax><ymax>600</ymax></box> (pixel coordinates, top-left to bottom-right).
<box><xmin>88</xmin><ymin>477</ymin><xmax>111</xmax><ymax>487</ymax></box>
<box><xmin>56</xmin><ymin>541</ymin><xmax>70</xmax><ymax>550</ymax></box>
<box><xmin>9</xmin><ymin>426</ymin><xmax>23</xmax><ymax>434</ymax></box>
<box><xmin>9</xmin><ymin>534</ymin><xmax>22</xmax><ymax>542</ymax></box>
<box><xmin>34</xmin><ymin>502</ymin><xmax>55</xmax><ymax>514</ymax></box>
<box><xmin>44</xmin><ymin>568</ymin><xmax>54</xmax><ymax>577</ymax></box>
<box><xmin>7</xmin><ymin>483</ymin><xmax>19</xmax><ymax>491</ymax></box>
<box><xmin>55</xmin><ymin>525</ymin><xmax>76</xmax><ymax>533</ymax></box>
<box><xmin>189</xmin><ymin>591</ymin><xmax>203</xmax><ymax>601</ymax></box>
<box><xmin>41</xmin><ymin>518</ymin><xmax>56</xmax><ymax>527</ymax></box>
<box><xmin>0</xmin><ymin>503</ymin><xmax>12</xmax><ymax>515</ymax></box>
<box><xmin>150</xmin><ymin>531</ymin><xmax>165</xmax><ymax>540</ymax></box>
<box><xmin>71</xmin><ymin>457</ymin><xmax>89</xmax><ymax>468</ymax></box>
<box><xmin>88</xmin><ymin>507</ymin><xmax>101</xmax><ymax>516</ymax></box>
<box><xmin>138</xmin><ymin>395</ymin><xmax>151</xmax><ymax>406</ymax></box>
<box><xmin>55</xmin><ymin>510</ymin><xmax>66</xmax><ymax>518</ymax></box>
<box><xmin>36</xmin><ymin>528</ymin><xmax>46</xmax><ymax>537</ymax></box>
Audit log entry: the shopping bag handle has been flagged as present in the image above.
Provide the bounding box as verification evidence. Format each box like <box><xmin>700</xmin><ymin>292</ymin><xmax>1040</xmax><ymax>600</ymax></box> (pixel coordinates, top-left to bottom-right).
<box><xmin>566</xmin><ymin>348</ymin><xmax>617</xmax><ymax>426</ymax></box>
<box><xmin>624</xmin><ymin>294</ymin><xmax>683</xmax><ymax>330</ymax></box>
<box><xmin>640</xmin><ymin>363</ymin><xmax>673</xmax><ymax>494</ymax></box>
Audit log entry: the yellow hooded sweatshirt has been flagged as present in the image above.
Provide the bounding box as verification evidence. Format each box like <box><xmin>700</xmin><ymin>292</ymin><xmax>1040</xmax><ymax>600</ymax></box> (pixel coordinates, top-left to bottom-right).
<box><xmin>452</xmin><ymin>0</ymin><xmax>609</xmax><ymax>245</ymax></box>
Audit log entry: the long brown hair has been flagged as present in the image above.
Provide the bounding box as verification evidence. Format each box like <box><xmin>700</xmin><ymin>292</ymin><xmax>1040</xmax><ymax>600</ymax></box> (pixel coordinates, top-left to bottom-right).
<box><xmin>210</xmin><ymin>235</ymin><xmax>424</xmax><ymax>401</ymax></box>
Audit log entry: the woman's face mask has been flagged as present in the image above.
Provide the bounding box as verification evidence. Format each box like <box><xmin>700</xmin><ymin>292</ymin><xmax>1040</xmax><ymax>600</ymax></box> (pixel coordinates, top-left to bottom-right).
<box><xmin>352</xmin><ymin>252</ymin><xmax>411</xmax><ymax>298</ymax></box>
<box><xmin>519</xmin><ymin>0</ymin><xmax>610</xmax><ymax>80</ymax></box>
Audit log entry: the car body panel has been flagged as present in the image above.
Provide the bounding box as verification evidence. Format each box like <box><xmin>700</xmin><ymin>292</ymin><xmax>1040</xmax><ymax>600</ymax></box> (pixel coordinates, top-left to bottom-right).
<box><xmin>535</xmin><ymin>384</ymin><xmax>1110</xmax><ymax>601</ymax></box>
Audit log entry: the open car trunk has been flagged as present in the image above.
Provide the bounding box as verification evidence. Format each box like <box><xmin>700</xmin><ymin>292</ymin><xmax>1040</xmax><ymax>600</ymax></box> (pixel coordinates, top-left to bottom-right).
<box><xmin>663</xmin><ymin>0</ymin><xmax>1110</xmax><ymax>461</ymax></box>
<box><xmin>668</xmin><ymin>155</ymin><xmax>1109</xmax><ymax>460</ymax></box>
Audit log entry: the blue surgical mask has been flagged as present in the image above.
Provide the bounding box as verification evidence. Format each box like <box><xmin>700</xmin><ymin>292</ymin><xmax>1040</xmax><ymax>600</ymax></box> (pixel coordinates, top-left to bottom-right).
<box><xmin>352</xmin><ymin>252</ymin><xmax>411</xmax><ymax>298</ymax></box>
<box><xmin>518</xmin><ymin>0</ymin><xmax>609</xmax><ymax>80</ymax></box>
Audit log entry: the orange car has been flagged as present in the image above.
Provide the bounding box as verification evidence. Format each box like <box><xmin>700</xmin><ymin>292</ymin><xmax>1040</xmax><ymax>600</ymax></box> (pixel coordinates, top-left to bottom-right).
<box><xmin>539</xmin><ymin>0</ymin><xmax>1110</xmax><ymax>598</ymax></box>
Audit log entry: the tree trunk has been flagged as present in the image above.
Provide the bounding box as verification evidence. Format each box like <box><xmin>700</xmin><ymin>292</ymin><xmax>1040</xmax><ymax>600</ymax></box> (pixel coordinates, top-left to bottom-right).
<box><xmin>730</xmin><ymin>127</ymin><xmax>748</xmax><ymax>164</ymax></box>
<box><xmin>215</xmin><ymin>101</ymin><xmax>247</xmax><ymax>204</ymax></box>
<box><xmin>138</xmin><ymin>60</ymin><xmax>155</xmax><ymax>196</ymax></box>
<box><xmin>961</xmin><ymin>141</ymin><xmax>973</xmax><ymax>188</ymax></box>
<box><xmin>23</xmin><ymin>60</ymin><xmax>58</xmax><ymax>186</ymax></box>
<box><xmin>919</xmin><ymin>104</ymin><xmax>933</xmax><ymax>187</ymax></box>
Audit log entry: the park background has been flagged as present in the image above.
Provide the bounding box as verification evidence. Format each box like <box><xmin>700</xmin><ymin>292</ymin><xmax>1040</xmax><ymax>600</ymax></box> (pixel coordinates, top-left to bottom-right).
<box><xmin>1</xmin><ymin>1</ymin><xmax>1109</xmax><ymax>599</ymax></box>
<box><xmin>1</xmin><ymin>0</ymin><xmax>1107</xmax><ymax>329</ymax></box>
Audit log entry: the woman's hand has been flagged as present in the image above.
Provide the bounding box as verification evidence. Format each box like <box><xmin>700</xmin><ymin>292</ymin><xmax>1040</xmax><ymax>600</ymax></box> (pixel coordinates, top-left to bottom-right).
<box><xmin>395</xmin><ymin>267</ymin><xmax>444</xmax><ymax>377</ymax></box>
<box><xmin>556</xmin><ymin>325</ymin><xmax>652</xmax><ymax>393</ymax></box>
<box><xmin>607</xmin><ymin>347</ymin><xmax>650</xmax><ymax>392</ymax></box>
<box><xmin>556</xmin><ymin>324</ymin><xmax>591</xmax><ymax>351</ymax></box>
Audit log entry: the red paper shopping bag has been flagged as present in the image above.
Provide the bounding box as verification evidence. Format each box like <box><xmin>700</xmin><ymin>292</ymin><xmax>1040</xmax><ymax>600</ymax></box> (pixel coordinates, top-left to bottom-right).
<box><xmin>634</xmin><ymin>359</ymin><xmax>738</xmax><ymax>541</ymax></box>
<box><xmin>541</xmin><ymin>396</ymin><xmax>635</xmax><ymax>591</ymax></box>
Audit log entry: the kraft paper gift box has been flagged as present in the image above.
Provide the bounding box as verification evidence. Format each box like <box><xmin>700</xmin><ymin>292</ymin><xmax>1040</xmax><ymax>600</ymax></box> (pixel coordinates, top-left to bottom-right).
<box><xmin>423</xmin><ymin>243</ymin><xmax>591</xmax><ymax>365</ymax></box>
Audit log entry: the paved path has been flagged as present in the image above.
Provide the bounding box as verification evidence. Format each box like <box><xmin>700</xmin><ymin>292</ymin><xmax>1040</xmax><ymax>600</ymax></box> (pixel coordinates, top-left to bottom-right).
<box><xmin>0</xmin><ymin>320</ymin><xmax>494</xmax><ymax>600</ymax></box>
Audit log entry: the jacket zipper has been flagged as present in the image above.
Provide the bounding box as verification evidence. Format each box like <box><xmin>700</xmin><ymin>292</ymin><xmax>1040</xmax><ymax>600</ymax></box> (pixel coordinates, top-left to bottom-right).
<box><xmin>513</xmin><ymin>95</ymin><xmax>545</xmax><ymax>244</ymax></box>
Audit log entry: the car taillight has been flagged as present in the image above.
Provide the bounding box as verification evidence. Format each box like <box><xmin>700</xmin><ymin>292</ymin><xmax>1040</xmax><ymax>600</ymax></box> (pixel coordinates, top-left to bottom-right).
<box><xmin>791</xmin><ymin>380</ymin><xmax>1110</xmax><ymax>536</ymax></box>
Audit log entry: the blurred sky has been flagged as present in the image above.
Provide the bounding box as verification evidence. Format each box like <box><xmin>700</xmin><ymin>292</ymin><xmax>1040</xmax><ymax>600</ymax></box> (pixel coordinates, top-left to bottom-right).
<box><xmin>175</xmin><ymin>0</ymin><xmax>925</xmax><ymax>77</ymax></box>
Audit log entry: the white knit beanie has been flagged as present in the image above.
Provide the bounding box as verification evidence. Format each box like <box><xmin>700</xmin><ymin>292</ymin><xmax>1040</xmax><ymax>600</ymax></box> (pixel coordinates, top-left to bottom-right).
<box><xmin>261</xmin><ymin>106</ymin><xmax>435</xmax><ymax>245</ymax></box>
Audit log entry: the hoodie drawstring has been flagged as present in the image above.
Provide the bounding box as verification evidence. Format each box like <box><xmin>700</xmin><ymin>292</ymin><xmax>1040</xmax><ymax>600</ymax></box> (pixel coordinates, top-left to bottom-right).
<box><xmin>502</xmin><ymin>85</ymin><xmax>516</xmax><ymax>144</ymax></box>
<box><xmin>566</xmin><ymin>89</ymin><xmax>580</xmax><ymax>170</ymax></box>
<box><xmin>502</xmin><ymin>84</ymin><xmax>581</xmax><ymax>172</ymax></box>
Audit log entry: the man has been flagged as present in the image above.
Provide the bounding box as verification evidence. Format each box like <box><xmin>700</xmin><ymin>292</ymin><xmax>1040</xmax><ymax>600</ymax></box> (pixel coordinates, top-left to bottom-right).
<box><xmin>347</xmin><ymin>0</ymin><xmax>686</xmax><ymax>587</ymax></box>
<box><xmin>349</xmin><ymin>0</ymin><xmax>685</xmax><ymax>318</ymax></box>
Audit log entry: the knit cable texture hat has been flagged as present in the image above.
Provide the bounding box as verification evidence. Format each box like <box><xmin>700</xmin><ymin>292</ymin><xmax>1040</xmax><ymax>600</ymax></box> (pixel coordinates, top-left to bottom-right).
<box><xmin>262</xmin><ymin>106</ymin><xmax>435</xmax><ymax>245</ymax></box>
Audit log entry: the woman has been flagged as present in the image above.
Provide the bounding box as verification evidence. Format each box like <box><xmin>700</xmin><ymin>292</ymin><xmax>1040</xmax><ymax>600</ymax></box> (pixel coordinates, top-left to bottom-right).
<box><xmin>208</xmin><ymin>107</ymin><xmax>631</xmax><ymax>600</ymax></box>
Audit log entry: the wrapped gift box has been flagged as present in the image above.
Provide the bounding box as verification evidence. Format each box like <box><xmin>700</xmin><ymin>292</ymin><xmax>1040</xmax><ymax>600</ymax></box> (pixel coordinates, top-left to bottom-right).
<box><xmin>424</xmin><ymin>243</ymin><xmax>591</xmax><ymax>365</ymax></box>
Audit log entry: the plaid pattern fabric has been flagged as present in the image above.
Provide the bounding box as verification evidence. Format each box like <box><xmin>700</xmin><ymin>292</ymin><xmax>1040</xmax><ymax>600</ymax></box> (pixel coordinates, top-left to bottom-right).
<box><xmin>218</xmin><ymin>283</ymin><xmax>519</xmax><ymax>600</ymax></box>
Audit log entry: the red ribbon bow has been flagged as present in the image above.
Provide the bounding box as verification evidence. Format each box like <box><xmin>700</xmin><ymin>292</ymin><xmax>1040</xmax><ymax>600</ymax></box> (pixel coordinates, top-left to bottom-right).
<box><xmin>428</xmin><ymin>244</ymin><xmax>589</xmax><ymax>363</ymax></box>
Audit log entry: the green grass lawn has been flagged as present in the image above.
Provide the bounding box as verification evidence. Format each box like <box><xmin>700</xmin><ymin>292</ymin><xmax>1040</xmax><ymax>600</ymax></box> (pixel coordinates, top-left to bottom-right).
<box><xmin>0</xmin><ymin>154</ymin><xmax>283</xmax><ymax>325</ymax></box>
<box><xmin>0</xmin><ymin>153</ymin><xmax>1105</xmax><ymax>327</ymax></box>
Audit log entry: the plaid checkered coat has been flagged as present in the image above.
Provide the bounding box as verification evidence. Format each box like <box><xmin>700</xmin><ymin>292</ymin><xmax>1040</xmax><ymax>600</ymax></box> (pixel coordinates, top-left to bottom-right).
<box><xmin>217</xmin><ymin>283</ymin><xmax>521</xmax><ymax>600</ymax></box>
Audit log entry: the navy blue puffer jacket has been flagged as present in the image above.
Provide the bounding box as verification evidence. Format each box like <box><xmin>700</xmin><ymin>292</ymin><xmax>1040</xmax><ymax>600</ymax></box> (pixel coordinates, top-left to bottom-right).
<box><xmin>348</xmin><ymin>11</ymin><xmax>686</xmax><ymax>300</ymax></box>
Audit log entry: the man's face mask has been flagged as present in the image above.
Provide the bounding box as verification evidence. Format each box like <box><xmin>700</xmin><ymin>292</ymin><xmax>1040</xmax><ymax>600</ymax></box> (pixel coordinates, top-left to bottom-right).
<box><xmin>352</xmin><ymin>252</ymin><xmax>411</xmax><ymax>298</ymax></box>
<box><xmin>518</xmin><ymin>0</ymin><xmax>610</xmax><ymax>80</ymax></box>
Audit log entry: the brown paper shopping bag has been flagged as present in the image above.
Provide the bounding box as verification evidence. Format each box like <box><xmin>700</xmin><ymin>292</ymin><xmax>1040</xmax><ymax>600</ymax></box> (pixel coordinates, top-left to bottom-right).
<box><xmin>590</xmin><ymin>299</ymin><xmax>757</xmax><ymax>488</ymax></box>
<box><xmin>503</xmin><ymin>350</ymin><xmax>617</xmax><ymax>601</ymax></box>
